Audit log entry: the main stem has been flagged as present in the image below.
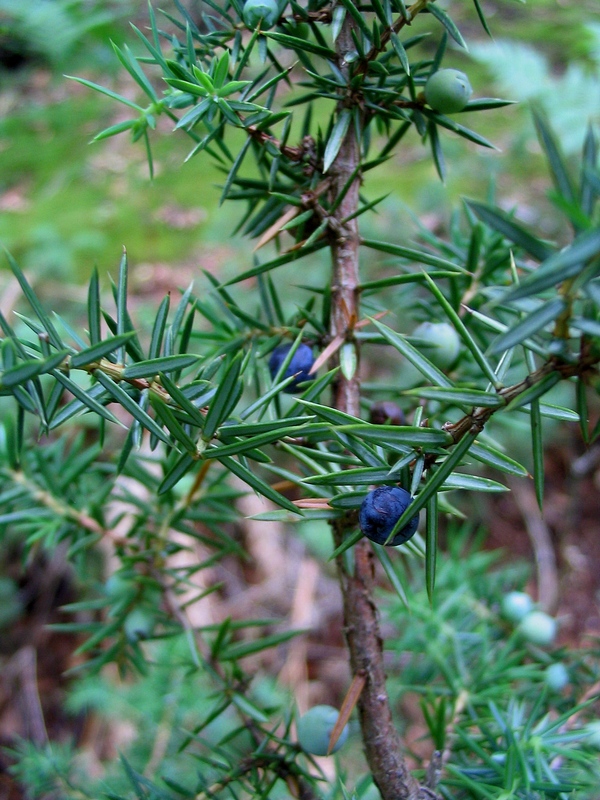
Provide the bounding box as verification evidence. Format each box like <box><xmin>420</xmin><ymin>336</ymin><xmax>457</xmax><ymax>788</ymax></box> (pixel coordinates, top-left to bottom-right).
<box><xmin>328</xmin><ymin>18</ymin><xmax>426</xmax><ymax>800</ymax></box>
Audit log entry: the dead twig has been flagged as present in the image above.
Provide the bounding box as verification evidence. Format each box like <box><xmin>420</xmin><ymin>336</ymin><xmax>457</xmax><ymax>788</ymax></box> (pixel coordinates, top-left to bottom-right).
<box><xmin>509</xmin><ymin>478</ymin><xmax>559</xmax><ymax>614</ymax></box>
<box><xmin>4</xmin><ymin>646</ymin><xmax>48</xmax><ymax>746</ymax></box>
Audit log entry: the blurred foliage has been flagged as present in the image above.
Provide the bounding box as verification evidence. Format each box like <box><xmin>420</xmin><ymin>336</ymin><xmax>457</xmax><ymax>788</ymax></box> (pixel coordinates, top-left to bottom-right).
<box><xmin>471</xmin><ymin>23</ymin><xmax>600</xmax><ymax>155</ymax></box>
<box><xmin>0</xmin><ymin>0</ymin><xmax>597</xmax><ymax>281</ymax></box>
<box><xmin>384</xmin><ymin>528</ymin><xmax>600</xmax><ymax>798</ymax></box>
<box><xmin>6</xmin><ymin>535</ymin><xmax>600</xmax><ymax>799</ymax></box>
<box><xmin>0</xmin><ymin>0</ymin><xmax>133</xmax><ymax>69</ymax></box>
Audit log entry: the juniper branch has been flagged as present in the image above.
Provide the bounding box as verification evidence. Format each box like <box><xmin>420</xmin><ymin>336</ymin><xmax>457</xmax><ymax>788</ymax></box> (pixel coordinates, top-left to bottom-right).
<box><xmin>328</xmin><ymin>12</ymin><xmax>434</xmax><ymax>800</ymax></box>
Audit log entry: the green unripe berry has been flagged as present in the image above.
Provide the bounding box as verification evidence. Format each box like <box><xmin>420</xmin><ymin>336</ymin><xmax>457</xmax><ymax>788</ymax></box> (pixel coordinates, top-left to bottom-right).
<box><xmin>545</xmin><ymin>662</ymin><xmax>569</xmax><ymax>691</ymax></box>
<box><xmin>242</xmin><ymin>0</ymin><xmax>279</xmax><ymax>30</ymax></box>
<box><xmin>501</xmin><ymin>591</ymin><xmax>534</xmax><ymax>623</ymax></box>
<box><xmin>124</xmin><ymin>607</ymin><xmax>155</xmax><ymax>643</ymax></box>
<box><xmin>296</xmin><ymin>705</ymin><xmax>349</xmax><ymax>756</ymax></box>
<box><xmin>412</xmin><ymin>321</ymin><xmax>461</xmax><ymax>370</ymax></box>
<box><xmin>105</xmin><ymin>570</ymin><xmax>136</xmax><ymax>599</ymax></box>
<box><xmin>518</xmin><ymin>610</ymin><xmax>557</xmax><ymax>646</ymax></box>
<box><xmin>585</xmin><ymin>720</ymin><xmax>600</xmax><ymax>749</ymax></box>
<box><xmin>425</xmin><ymin>69</ymin><xmax>473</xmax><ymax>114</ymax></box>
<box><xmin>360</xmin><ymin>787</ymin><xmax>383</xmax><ymax>800</ymax></box>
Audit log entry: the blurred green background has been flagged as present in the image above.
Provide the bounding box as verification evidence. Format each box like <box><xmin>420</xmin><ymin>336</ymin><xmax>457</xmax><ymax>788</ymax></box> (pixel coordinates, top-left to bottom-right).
<box><xmin>0</xmin><ymin>0</ymin><xmax>598</xmax><ymax>292</ymax></box>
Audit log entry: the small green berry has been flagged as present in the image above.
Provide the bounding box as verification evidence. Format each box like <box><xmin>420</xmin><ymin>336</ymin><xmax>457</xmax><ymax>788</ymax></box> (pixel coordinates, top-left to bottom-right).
<box><xmin>412</xmin><ymin>321</ymin><xmax>461</xmax><ymax>370</ymax></box>
<box><xmin>501</xmin><ymin>591</ymin><xmax>534</xmax><ymax>623</ymax></box>
<box><xmin>425</xmin><ymin>69</ymin><xmax>473</xmax><ymax>114</ymax></box>
<box><xmin>585</xmin><ymin>720</ymin><xmax>600</xmax><ymax>749</ymax></box>
<box><xmin>105</xmin><ymin>570</ymin><xmax>136</xmax><ymax>599</ymax></box>
<box><xmin>124</xmin><ymin>608</ymin><xmax>155</xmax><ymax>643</ymax></box>
<box><xmin>545</xmin><ymin>663</ymin><xmax>569</xmax><ymax>691</ymax></box>
<box><xmin>296</xmin><ymin>705</ymin><xmax>349</xmax><ymax>756</ymax></box>
<box><xmin>518</xmin><ymin>610</ymin><xmax>557</xmax><ymax>647</ymax></box>
<box><xmin>242</xmin><ymin>0</ymin><xmax>279</xmax><ymax>30</ymax></box>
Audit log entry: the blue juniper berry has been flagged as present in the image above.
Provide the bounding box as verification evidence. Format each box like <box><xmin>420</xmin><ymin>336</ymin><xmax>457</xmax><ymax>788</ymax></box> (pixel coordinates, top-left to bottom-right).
<box><xmin>359</xmin><ymin>486</ymin><xmax>419</xmax><ymax>546</ymax></box>
<box><xmin>268</xmin><ymin>343</ymin><xmax>315</xmax><ymax>393</ymax></box>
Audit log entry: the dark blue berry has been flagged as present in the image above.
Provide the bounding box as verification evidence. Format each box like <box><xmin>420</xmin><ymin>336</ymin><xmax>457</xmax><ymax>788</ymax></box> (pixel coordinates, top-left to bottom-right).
<box><xmin>369</xmin><ymin>400</ymin><xmax>405</xmax><ymax>426</ymax></box>
<box><xmin>268</xmin><ymin>343</ymin><xmax>315</xmax><ymax>394</ymax></box>
<box><xmin>359</xmin><ymin>486</ymin><xmax>419</xmax><ymax>546</ymax></box>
